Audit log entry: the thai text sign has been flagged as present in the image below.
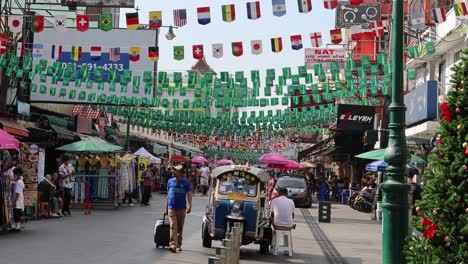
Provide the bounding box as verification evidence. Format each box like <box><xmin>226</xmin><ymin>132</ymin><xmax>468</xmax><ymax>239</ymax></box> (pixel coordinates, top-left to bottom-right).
<box><xmin>305</xmin><ymin>48</ymin><xmax>346</xmax><ymax>63</ymax></box>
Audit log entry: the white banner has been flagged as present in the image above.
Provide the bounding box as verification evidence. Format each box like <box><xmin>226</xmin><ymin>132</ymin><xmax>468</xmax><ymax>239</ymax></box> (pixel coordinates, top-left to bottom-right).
<box><xmin>305</xmin><ymin>48</ymin><xmax>346</xmax><ymax>63</ymax></box>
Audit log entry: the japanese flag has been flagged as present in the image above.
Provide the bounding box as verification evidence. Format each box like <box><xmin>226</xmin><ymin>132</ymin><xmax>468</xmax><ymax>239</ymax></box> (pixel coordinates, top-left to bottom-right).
<box><xmin>9</xmin><ymin>16</ymin><xmax>23</xmax><ymax>33</ymax></box>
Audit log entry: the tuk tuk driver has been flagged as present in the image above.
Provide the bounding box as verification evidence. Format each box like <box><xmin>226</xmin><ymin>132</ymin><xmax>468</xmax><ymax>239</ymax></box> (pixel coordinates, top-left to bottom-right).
<box><xmin>270</xmin><ymin>187</ymin><xmax>295</xmax><ymax>230</ymax></box>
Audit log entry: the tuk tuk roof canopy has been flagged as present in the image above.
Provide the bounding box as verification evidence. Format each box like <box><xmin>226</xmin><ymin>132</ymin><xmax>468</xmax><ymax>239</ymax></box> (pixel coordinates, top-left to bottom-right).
<box><xmin>211</xmin><ymin>165</ymin><xmax>270</xmax><ymax>183</ymax></box>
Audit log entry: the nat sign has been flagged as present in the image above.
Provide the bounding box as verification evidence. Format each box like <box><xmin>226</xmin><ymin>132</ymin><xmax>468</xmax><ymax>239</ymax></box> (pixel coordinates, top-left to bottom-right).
<box><xmin>305</xmin><ymin>48</ymin><xmax>346</xmax><ymax>63</ymax></box>
<box><xmin>336</xmin><ymin>104</ymin><xmax>375</xmax><ymax>131</ymax></box>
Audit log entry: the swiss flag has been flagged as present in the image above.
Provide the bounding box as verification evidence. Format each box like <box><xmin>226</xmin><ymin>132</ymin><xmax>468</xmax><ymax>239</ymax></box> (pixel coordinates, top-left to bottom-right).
<box><xmin>323</xmin><ymin>0</ymin><xmax>338</xmax><ymax>10</ymax></box>
<box><xmin>193</xmin><ymin>45</ymin><xmax>204</xmax><ymax>59</ymax></box>
<box><xmin>76</xmin><ymin>15</ymin><xmax>90</xmax><ymax>32</ymax></box>
<box><xmin>371</xmin><ymin>21</ymin><xmax>385</xmax><ymax>38</ymax></box>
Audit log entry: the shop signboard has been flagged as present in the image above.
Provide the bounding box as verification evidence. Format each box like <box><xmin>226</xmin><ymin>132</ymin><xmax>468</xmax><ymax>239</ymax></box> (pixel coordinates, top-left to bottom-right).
<box><xmin>61</xmin><ymin>0</ymin><xmax>134</xmax><ymax>7</ymax></box>
<box><xmin>404</xmin><ymin>80</ymin><xmax>438</xmax><ymax>126</ymax></box>
<box><xmin>137</xmin><ymin>156</ymin><xmax>150</xmax><ymax>182</ymax></box>
<box><xmin>31</xmin><ymin>28</ymin><xmax>156</xmax><ymax>104</ymax></box>
<box><xmin>305</xmin><ymin>48</ymin><xmax>346</xmax><ymax>63</ymax></box>
<box><xmin>19</xmin><ymin>144</ymin><xmax>41</xmax><ymax>209</ymax></box>
<box><xmin>335</xmin><ymin>2</ymin><xmax>381</xmax><ymax>29</ymax></box>
<box><xmin>336</xmin><ymin>104</ymin><xmax>375</xmax><ymax>131</ymax></box>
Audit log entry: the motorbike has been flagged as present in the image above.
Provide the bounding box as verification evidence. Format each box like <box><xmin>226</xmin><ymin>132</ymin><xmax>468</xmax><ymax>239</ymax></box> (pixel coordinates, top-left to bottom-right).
<box><xmin>348</xmin><ymin>187</ymin><xmax>376</xmax><ymax>213</ymax></box>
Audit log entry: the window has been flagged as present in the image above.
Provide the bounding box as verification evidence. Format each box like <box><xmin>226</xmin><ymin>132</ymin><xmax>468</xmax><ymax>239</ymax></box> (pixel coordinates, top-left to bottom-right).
<box><xmin>454</xmin><ymin>50</ymin><xmax>462</xmax><ymax>64</ymax></box>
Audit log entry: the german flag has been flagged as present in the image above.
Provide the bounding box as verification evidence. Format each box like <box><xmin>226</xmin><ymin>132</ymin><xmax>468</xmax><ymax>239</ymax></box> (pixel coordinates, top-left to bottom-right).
<box><xmin>126</xmin><ymin>12</ymin><xmax>139</xmax><ymax>30</ymax></box>
<box><xmin>148</xmin><ymin>47</ymin><xmax>159</xmax><ymax>62</ymax></box>
<box><xmin>271</xmin><ymin>37</ymin><xmax>283</xmax><ymax>53</ymax></box>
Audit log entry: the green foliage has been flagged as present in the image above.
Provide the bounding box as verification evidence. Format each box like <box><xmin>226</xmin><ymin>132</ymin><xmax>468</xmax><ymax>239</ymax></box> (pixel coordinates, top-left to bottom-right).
<box><xmin>405</xmin><ymin>49</ymin><xmax>468</xmax><ymax>263</ymax></box>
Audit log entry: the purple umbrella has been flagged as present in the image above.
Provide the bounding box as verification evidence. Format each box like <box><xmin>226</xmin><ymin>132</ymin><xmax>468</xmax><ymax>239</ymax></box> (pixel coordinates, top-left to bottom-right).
<box><xmin>217</xmin><ymin>159</ymin><xmax>233</xmax><ymax>165</ymax></box>
<box><xmin>259</xmin><ymin>153</ymin><xmax>289</xmax><ymax>165</ymax></box>
<box><xmin>192</xmin><ymin>156</ymin><xmax>208</xmax><ymax>164</ymax></box>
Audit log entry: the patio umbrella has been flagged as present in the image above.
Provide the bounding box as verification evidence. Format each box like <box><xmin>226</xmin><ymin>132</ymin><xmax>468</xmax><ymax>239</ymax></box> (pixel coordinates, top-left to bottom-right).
<box><xmin>267</xmin><ymin>160</ymin><xmax>305</xmax><ymax>171</ymax></box>
<box><xmin>192</xmin><ymin>156</ymin><xmax>208</xmax><ymax>164</ymax></box>
<box><xmin>56</xmin><ymin>140</ymin><xmax>122</xmax><ymax>152</ymax></box>
<box><xmin>355</xmin><ymin>149</ymin><xmax>426</xmax><ymax>164</ymax></box>
<box><xmin>365</xmin><ymin>160</ymin><xmax>421</xmax><ymax>172</ymax></box>
<box><xmin>217</xmin><ymin>159</ymin><xmax>233</xmax><ymax>165</ymax></box>
<box><xmin>170</xmin><ymin>155</ymin><xmax>188</xmax><ymax>163</ymax></box>
<box><xmin>259</xmin><ymin>153</ymin><xmax>289</xmax><ymax>165</ymax></box>
<box><xmin>0</xmin><ymin>129</ymin><xmax>20</xmax><ymax>149</ymax></box>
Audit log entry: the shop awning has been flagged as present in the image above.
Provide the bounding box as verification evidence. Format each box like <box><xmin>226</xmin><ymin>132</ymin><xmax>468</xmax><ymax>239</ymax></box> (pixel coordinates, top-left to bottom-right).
<box><xmin>56</xmin><ymin>139</ymin><xmax>123</xmax><ymax>152</ymax></box>
<box><xmin>0</xmin><ymin>117</ymin><xmax>29</xmax><ymax>137</ymax></box>
<box><xmin>298</xmin><ymin>137</ymin><xmax>334</xmax><ymax>161</ymax></box>
<box><xmin>50</xmin><ymin>124</ymin><xmax>78</xmax><ymax>141</ymax></box>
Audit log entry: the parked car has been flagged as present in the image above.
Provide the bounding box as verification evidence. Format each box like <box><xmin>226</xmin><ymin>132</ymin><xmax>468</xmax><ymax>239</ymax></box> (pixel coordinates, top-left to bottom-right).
<box><xmin>273</xmin><ymin>175</ymin><xmax>312</xmax><ymax>208</ymax></box>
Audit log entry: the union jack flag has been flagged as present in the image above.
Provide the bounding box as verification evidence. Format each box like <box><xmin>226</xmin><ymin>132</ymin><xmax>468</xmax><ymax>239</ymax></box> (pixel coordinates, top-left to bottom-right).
<box><xmin>109</xmin><ymin>48</ymin><xmax>120</xmax><ymax>62</ymax></box>
<box><xmin>173</xmin><ymin>9</ymin><xmax>187</xmax><ymax>27</ymax></box>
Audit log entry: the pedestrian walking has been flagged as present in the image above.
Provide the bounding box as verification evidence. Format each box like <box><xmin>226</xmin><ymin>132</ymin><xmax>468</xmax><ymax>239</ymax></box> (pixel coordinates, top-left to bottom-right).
<box><xmin>59</xmin><ymin>156</ymin><xmax>74</xmax><ymax>216</ymax></box>
<box><xmin>165</xmin><ymin>164</ymin><xmax>192</xmax><ymax>253</ymax></box>
<box><xmin>13</xmin><ymin>168</ymin><xmax>24</xmax><ymax>232</ymax></box>
<box><xmin>141</xmin><ymin>165</ymin><xmax>153</xmax><ymax>206</ymax></box>
<box><xmin>199</xmin><ymin>163</ymin><xmax>210</xmax><ymax>196</ymax></box>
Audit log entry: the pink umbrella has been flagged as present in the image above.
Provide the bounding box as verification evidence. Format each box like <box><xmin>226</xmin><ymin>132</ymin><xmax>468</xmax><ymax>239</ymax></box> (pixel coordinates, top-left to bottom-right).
<box><xmin>0</xmin><ymin>129</ymin><xmax>20</xmax><ymax>150</ymax></box>
<box><xmin>259</xmin><ymin>153</ymin><xmax>289</xmax><ymax>165</ymax></box>
<box><xmin>217</xmin><ymin>159</ymin><xmax>233</xmax><ymax>165</ymax></box>
<box><xmin>267</xmin><ymin>160</ymin><xmax>305</xmax><ymax>171</ymax></box>
<box><xmin>192</xmin><ymin>156</ymin><xmax>208</xmax><ymax>164</ymax></box>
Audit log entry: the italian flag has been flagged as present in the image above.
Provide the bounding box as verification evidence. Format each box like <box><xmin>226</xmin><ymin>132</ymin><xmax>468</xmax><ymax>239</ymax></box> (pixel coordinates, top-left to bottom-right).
<box><xmin>298</xmin><ymin>0</ymin><xmax>312</xmax><ymax>13</ymax></box>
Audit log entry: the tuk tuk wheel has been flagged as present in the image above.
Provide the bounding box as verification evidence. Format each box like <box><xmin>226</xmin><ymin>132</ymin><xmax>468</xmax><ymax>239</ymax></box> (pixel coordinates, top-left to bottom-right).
<box><xmin>202</xmin><ymin>223</ymin><xmax>212</xmax><ymax>248</ymax></box>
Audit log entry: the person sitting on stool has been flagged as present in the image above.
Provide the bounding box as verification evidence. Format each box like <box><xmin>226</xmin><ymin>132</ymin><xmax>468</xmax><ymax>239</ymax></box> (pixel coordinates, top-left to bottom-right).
<box><xmin>270</xmin><ymin>187</ymin><xmax>295</xmax><ymax>230</ymax></box>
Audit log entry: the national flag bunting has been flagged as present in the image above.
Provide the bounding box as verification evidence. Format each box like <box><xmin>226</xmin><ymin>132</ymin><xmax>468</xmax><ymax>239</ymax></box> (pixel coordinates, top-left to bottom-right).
<box><xmin>371</xmin><ymin>21</ymin><xmax>384</xmax><ymax>37</ymax></box>
<box><xmin>272</xmin><ymin>0</ymin><xmax>286</xmax><ymax>17</ymax></box>
<box><xmin>432</xmin><ymin>7</ymin><xmax>446</xmax><ymax>23</ymax></box>
<box><xmin>330</xmin><ymin>29</ymin><xmax>342</xmax><ymax>44</ymax></box>
<box><xmin>32</xmin><ymin>15</ymin><xmax>44</xmax><ymax>33</ymax></box>
<box><xmin>323</xmin><ymin>0</ymin><xmax>337</xmax><ymax>9</ymax></box>
<box><xmin>51</xmin><ymin>45</ymin><xmax>62</xmax><ymax>60</ymax></box>
<box><xmin>193</xmin><ymin>45</ymin><xmax>204</xmax><ymax>59</ymax></box>
<box><xmin>212</xmin><ymin>43</ymin><xmax>223</xmax><ymax>58</ymax></box>
<box><xmin>149</xmin><ymin>11</ymin><xmax>162</xmax><ymax>29</ymax></box>
<box><xmin>76</xmin><ymin>15</ymin><xmax>89</xmax><ymax>32</ymax></box>
<box><xmin>408</xmin><ymin>46</ymin><xmax>420</xmax><ymax>59</ymax></box>
<box><xmin>290</xmin><ymin>35</ymin><xmax>303</xmax><ymax>50</ymax></box>
<box><xmin>297</xmin><ymin>0</ymin><xmax>312</xmax><ymax>13</ymax></box>
<box><xmin>90</xmin><ymin>46</ymin><xmax>102</xmax><ymax>61</ymax></box>
<box><xmin>0</xmin><ymin>41</ymin><xmax>7</xmax><ymax>55</ymax></box>
<box><xmin>349</xmin><ymin>0</ymin><xmax>364</xmax><ymax>5</ymax></box>
<box><xmin>9</xmin><ymin>16</ymin><xmax>23</xmax><ymax>33</ymax></box>
<box><xmin>222</xmin><ymin>4</ymin><xmax>236</xmax><ymax>22</ymax></box>
<box><xmin>109</xmin><ymin>48</ymin><xmax>120</xmax><ymax>62</ymax></box>
<box><xmin>271</xmin><ymin>37</ymin><xmax>283</xmax><ymax>53</ymax></box>
<box><xmin>350</xmin><ymin>25</ymin><xmax>364</xmax><ymax>40</ymax></box>
<box><xmin>454</xmin><ymin>2</ymin><xmax>468</xmax><ymax>17</ymax></box>
<box><xmin>99</xmin><ymin>14</ymin><xmax>113</xmax><ymax>31</ymax></box>
<box><xmin>54</xmin><ymin>16</ymin><xmax>66</xmax><ymax>32</ymax></box>
<box><xmin>126</xmin><ymin>12</ymin><xmax>139</xmax><ymax>30</ymax></box>
<box><xmin>197</xmin><ymin>7</ymin><xmax>211</xmax><ymax>25</ymax></box>
<box><xmin>71</xmin><ymin>46</ymin><xmax>82</xmax><ymax>61</ymax></box>
<box><xmin>232</xmin><ymin>42</ymin><xmax>243</xmax><ymax>57</ymax></box>
<box><xmin>148</xmin><ymin>47</ymin><xmax>159</xmax><ymax>62</ymax></box>
<box><xmin>411</xmin><ymin>12</ymin><xmax>425</xmax><ymax>30</ymax></box>
<box><xmin>173</xmin><ymin>46</ymin><xmax>184</xmax><ymax>61</ymax></box>
<box><xmin>310</xmin><ymin>32</ymin><xmax>322</xmax><ymax>47</ymax></box>
<box><xmin>173</xmin><ymin>9</ymin><xmax>187</xmax><ymax>27</ymax></box>
<box><xmin>32</xmin><ymin>44</ymin><xmax>43</xmax><ymax>58</ymax></box>
<box><xmin>246</xmin><ymin>2</ymin><xmax>261</xmax><ymax>20</ymax></box>
<box><xmin>251</xmin><ymin>40</ymin><xmax>262</xmax><ymax>55</ymax></box>
<box><xmin>129</xmin><ymin>47</ymin><xmax>140</xmax><ymax>62</ymax></box>
<box><xmin>16</xmin><ymin>42</ymin><xmax>24</xmax><ymax>57</ymax></box>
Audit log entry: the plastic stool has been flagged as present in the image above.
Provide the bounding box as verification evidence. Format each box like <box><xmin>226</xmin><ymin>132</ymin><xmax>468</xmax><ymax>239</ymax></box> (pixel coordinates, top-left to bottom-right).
<box><xmin>271</xmin><ymin>229</ymin><xmax>293</xmax><ymax>256</ymax></box>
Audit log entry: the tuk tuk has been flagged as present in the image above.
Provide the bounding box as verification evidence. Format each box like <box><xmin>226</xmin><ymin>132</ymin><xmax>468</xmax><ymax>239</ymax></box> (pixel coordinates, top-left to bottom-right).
<box><xmin>202</xmin><ymin>165</ymin><xmax>272</xmax><ymax>252</ymax></box>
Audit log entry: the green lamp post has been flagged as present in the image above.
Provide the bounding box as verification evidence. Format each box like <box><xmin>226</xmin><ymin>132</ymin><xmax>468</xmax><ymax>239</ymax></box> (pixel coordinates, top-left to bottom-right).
<box><xmin>381</xmin><ymin>0</ymin><xmax>411</xmax><ymax>263</ymax></box>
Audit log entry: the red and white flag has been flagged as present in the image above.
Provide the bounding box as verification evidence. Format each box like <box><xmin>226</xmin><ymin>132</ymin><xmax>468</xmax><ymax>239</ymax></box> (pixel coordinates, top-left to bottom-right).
<box><xmin>9</xmin><ymin>16</ymin><xmax>23</xmax><ymax>33</ymax></box>
<box><xmin>76</xmin><ymin>15</ymin><xmax>90</xmax><ymax>32</ymax></box>
<box><xmin>16</xmin><ymin>42</ymin><xmax>24</xmax><ymax>57</ymax></box>
<box><xmin>349</xmin><ymin>0</ymin><xmax>364</xmax><ymax>5</ymax></box>
<box><xmin>323</xmin><ymin>0</ymin><xmax>338</xmax><ymax>10</ymax></box>
<box><xmin>0</xmin><ymin>41</ymin><xmax>7</xmax><ymax>55</ymax></box>
<box><xmin>371</xmin><ymin>21</ymin><xmax>385</xmax><ymax>37</ymax></box>
<box><xmin>310</xmin><ymin>32</ymin><xmax>322</xmax><ymax>47</ymax></box>
<box><xmin>350</xmin><ymin>25</ymin><xmax>363</xmax><ymax>40</ymax></box>
<box><xmin>193</xmin><ymin>45</ymin><xmax>204</xmax><ymax>59</ymax></box>
<box><xmin>251</xmin><ymin>40</ymin><xmax>262</xmax><ymax>55</ymax></box>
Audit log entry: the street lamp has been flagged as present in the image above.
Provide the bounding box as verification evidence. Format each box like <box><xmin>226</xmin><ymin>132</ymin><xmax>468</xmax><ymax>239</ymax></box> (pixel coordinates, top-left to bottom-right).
<box><xmin>381</xmin><ymin>0</ymin><xmax>411</xmax><ymax>263</ymax></box>
<box><xmin>165</xmin><ymin>26</ymin><xmax>176</xmax><ymax>40</ymax></box>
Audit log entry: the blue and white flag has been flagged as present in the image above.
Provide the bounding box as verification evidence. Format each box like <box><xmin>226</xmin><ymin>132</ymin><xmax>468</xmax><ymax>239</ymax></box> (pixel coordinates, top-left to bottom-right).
<box><xmin>272</xmin><ymin>0</ymin><xmax>286</xmax><ymax>17</ymax></box>
<box><xmin>411</xmin><ymin>12</ymin><xmax>425</xmax><ymax>30</ymax></box>
<box><xmin>32</xmin><ymin>44</ymin><xmax>43</xmax><ymax>58</ymax></box>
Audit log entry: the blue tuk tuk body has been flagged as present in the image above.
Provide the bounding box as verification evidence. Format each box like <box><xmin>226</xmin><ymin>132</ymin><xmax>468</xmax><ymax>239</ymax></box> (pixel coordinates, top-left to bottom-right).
<box><xmin>202</xmin><ymin>165</ymin><xmax>272</xmax><ymax>252</ymax></box>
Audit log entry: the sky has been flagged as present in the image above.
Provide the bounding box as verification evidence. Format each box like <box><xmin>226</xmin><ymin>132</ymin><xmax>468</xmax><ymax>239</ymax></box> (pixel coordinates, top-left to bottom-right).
<box><xmin>119</xmin><ymin>0</ymin><xmax>336</xmax><ymax>74</ymax></box>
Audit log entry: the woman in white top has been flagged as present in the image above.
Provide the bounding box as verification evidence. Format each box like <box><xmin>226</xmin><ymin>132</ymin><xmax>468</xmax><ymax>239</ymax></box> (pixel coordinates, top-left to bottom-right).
<box><xmin>13</xmin><ymin>168</ymin><xmax>25</xmax><ymax>231</ymax></box>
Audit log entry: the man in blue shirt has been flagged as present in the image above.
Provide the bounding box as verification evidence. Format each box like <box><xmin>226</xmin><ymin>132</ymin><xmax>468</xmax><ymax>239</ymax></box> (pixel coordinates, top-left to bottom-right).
<box><xmin>165</xmin><ymin>164</ymin><xmax>192</xmax><ymax>253</ymax></box>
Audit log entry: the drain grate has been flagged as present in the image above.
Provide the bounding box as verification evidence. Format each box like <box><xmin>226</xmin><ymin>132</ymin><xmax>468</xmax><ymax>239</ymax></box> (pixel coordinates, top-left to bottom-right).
<box><xmin>301</xmin><ymin>208</ymin><xmax>349</xmax><ymax>264</ymax></box>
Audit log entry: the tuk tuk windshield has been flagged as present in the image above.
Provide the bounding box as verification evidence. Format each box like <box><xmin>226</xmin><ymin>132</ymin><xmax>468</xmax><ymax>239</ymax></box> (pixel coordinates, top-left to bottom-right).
<box><xmin>218</xmin><ymin>174</ymin><xmax>258</xmax><ymax>197</ymax></box>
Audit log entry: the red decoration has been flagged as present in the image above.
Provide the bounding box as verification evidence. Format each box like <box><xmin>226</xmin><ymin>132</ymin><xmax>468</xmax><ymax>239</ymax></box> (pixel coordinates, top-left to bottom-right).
<box><xmin>465</xmin><ymin>145</ymin><xmax>468</xmax><ymax>157</ymax></box>
<box><xmin>440</xmin><ymin>102</ymin><xmax>451</xmax><ymax>122</ymax></box>
<box><xmin>416</xmin><ymin>206</ymin><xmax>422</xmax><ymax>213</ymax></box>
<box><xmin>421</xmin><ymin>217</ymin><xmax>439</xmax><ymax>239</ymax></box>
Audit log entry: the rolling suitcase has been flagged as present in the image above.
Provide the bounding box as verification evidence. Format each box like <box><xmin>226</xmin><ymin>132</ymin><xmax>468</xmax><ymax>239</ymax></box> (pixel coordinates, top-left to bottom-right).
<box><xmin>154</xmin><ymin>214</ymin><xmax>170</xmax><ymax>248</ymax></box>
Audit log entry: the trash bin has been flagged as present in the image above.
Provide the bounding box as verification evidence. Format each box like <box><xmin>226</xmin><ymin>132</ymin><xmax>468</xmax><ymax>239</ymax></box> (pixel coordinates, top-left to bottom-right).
<box><xmin>318</xmin><ymin>201</ymin><xmax>331</xmax><ymax>223</ymax></box>
<box><xmin>341</xmin><ymin>190</ymin><xmax>350</xmax><ymax>204</ymax></box>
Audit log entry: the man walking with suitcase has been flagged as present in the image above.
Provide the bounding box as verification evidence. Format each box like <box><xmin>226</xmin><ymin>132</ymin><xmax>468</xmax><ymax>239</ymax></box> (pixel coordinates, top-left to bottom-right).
<box><xmin>165</xmin><ymin>164</ymin><xmax>192</xmax><ymax>253</ymax></box>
